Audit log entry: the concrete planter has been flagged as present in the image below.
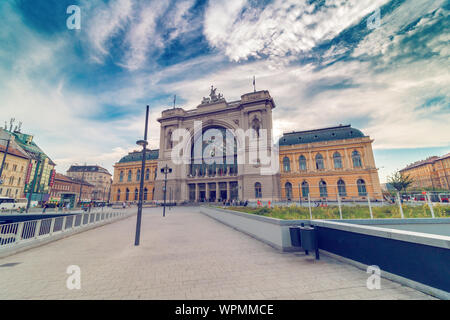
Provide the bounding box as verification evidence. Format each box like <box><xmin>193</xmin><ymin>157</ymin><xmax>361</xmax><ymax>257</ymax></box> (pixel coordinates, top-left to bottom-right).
<box><xmin>200</xmin><ymin>206</ymin><xmax>310</xmax><ymax>252</ymax></box>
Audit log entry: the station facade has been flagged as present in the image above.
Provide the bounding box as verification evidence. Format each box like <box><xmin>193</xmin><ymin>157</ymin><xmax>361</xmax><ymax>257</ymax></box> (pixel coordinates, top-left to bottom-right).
<box><xmin>111</xmin><ymin>88</ymin><xmax>382</xmax><ymax>203</ymax></box>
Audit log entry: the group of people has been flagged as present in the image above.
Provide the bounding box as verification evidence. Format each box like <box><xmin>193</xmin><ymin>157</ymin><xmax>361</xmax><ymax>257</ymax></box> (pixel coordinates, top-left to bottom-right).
<box><xmin>222</xmin><ymin>199</ymin><xmax>249</xmax><ymax>206</ymax></box>
<box><xmin>256</xmin><ymin>200</ymin><xmax>271</xmax><ymax>208</ymax></box>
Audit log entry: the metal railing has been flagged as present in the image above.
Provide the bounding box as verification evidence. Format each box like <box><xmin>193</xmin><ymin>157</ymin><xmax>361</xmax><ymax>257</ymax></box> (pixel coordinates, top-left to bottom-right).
<box><xmin>0</xmin><ymin>211</ymin><xmax>132</xmax><ymax>249</ymax></box>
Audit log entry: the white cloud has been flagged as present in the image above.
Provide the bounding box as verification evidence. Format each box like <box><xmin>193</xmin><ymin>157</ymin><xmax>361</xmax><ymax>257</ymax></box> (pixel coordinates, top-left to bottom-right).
<box><xmin>204</xmin><ymin>0</ymin><xmax>388</xmax><ymax>62</ymax></box>
<box><xmin>83</xmin><ymin>0</ymin><xmax>134</xmax><ymax>62</ymax></box>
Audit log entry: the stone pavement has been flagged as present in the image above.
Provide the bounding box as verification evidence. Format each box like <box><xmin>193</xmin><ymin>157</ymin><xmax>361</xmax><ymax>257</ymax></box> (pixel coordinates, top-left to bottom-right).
<box><xmin>0</xmin><ymin>207</ymin><xmax>435</xmax><ymax>300</ymax></box>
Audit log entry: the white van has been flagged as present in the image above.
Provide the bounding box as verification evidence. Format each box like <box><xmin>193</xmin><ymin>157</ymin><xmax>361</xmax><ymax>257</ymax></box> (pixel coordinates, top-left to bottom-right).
<box><xmin>0</xmin><ymin>198</ymin><xmax>28</xmax><ymax>211</ymax></box>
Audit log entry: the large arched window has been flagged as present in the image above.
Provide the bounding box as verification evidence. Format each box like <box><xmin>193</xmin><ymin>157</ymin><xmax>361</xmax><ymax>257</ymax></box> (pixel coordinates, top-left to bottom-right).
<box><xmin>136</xmin><ymin>169</ymin><xmax>141</xmax><ymax>181</ymax></box>
<box><xmin>357</xmin><ymin>179</ymin><xmax>367</xmax><ymax>196</ymax></box>
<box><xmin>352</xmin><ymin>150</ymin><xmax>362</xmax><ymax>168</ymax></box>
<box><xmin>254</xmin><ymin>182</ymin><xmax>262</xmax><ymax>198</ymax></box>
<box><xmin>151</xmin><ymin>188</ymin><xmax>155</xmax><ymax>200</ymax></box>
<box><xmin>125</xmin><ymin>188</ymin><xmax>130</xmax><ymax>201</ymax></box>
<box><xmin>285</xmin><ymin>182</ymin><xmax>293</xmax><ymax>200</ymax></box>
<box><xmin>145</xmin><ymin>168</ymin><xmax>150</xmax><ymax>180</ymax></box>
<box><xmin>190</xmin><ymin>126</ymin><xmax>238</xmax><ymax>178</ymax></box>
<box><xmin>116</xmin><ymin>189</ymin><xmax>121</xmax><ymax>201</ymax></box>
<box><xmin>301</xmin><ymin>181</ymin><xmax>309</xmax><ymax>197</ymax></box>
<box><xmin>299</xmin><ymin>155</ymin><xmax>307</xmax><ymax>171</ymax></box>
<box><xmin>315</xmin><ymin>153</ymin><xmax>324</xmax><ymax>170</ymax></box>
<box><xmin>127</xmin><ymin>170</ymin><xmax>132</xmax><ymax>182</ymax></box>
<box><xmin>333</xmin><ymin>152</ymin><xmax>342</xmax><ymax>169</ymax></box>
<box><xmin>119</xmin><ymin>171</ymin><xmax>124</xmax><ymax>182</ymax></box>
<box><xmin>144</xmin><ymin>188</ymin><xmax>148</xmax><ymax>201</ymax></box>
<box><xmin>283</xmin><ymin>157</ymin><xmax>291</xmax><ymax>172</ymax></box>
<box><xmin>337</xmin><ymin>179</ymin><xmax>347</xmax><ymax>196</ymax></box>
<box><xmin>319</xmin><ymin>180</ymin><xmax>327</xmax><ymax>197</ymax></box>
<box><xmin>134</xmin><ymin>188</ymin><xmax>138</xmax><ymax>201</ymax></box>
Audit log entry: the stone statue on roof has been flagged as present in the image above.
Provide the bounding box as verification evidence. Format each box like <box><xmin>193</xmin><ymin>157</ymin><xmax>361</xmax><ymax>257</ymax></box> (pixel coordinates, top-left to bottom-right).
<box><xmin>201</xmin><ymin>86</ymin><xmax>225</xmax><ymax>104</ymax></box>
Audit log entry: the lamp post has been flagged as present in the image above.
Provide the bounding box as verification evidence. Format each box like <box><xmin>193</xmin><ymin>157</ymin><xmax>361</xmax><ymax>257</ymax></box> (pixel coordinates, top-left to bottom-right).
<box><xmin>134</xmin><ymin>105</ymin><xmax>149</xmax><ymax>246</ymax></box>
<box><xmin>26</xmin><ymin>155</ymin><xmax>43</xmax><ymax>213</ymax></box>
<box><xmin>0</xmin><ymin>136</ymin><xmax>12</xmax><ymax>185</ymax></box>
<box><xmin>161</xmin><ymin>164</ymin><xmax>172</xmax><ymax>217</ymax></box>
<box><xmin>77</xmin><ymin>163</ymin><xmax>87</xmax><ymax>208</ymax></box>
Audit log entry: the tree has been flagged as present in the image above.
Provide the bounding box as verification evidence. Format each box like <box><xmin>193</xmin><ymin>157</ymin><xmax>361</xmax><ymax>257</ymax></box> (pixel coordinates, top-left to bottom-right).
<box><xmin>388</xmin><ymin>171</ymin><xmax>414</xmax><ymax>192</ymax></box>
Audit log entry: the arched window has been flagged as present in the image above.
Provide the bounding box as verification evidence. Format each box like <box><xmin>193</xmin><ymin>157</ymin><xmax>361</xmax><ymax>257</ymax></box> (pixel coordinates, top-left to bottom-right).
<box><xmin>352</xmin><ymin>150</ymin><xmax>362</xmax><ymax>168</ymax></box>
<box><xmin>283</xmin><ymin>157</ymin><xmax>291</xmax><ymax>172</ymax></box>
<box><xmin>151</xmin><ymin>188</ymin><xmax>155</xmax><ymax>200</ymax></box>
<box><xmin>125</xmin><ymin>188</ymin><xmax>130</xmax><ymax>201</ymax></box>
<box><xmin>116</xmin><ymin>189</ymin><xmax>121</xmax><ymax>201</ymax></box>
<box><xmin>337</xmin><ymin>179</ymin><xmax>346</xmax><ymax>196</ymax></box>
<box><xmin>119</xmin><ymin>171</ymin><xmax>124</xmax><ymax>182</ymax></box>
<box><xmin>319</xmin><ymin>180</ymin><xmax>327</xmax><ymax>197</ymax></box>
<box><xmin>315</xmin><ymin>153</ymin><xmax>324</xmax><ymax>170</ymax></box>
<box><xmin>299</xmin><ymin>155</ymin><xmax>307</xmax><ymax>171</ymax></box>
<box><xmin>136</xmin><ymin>169</ymin><xmax>141</xmax><ymax>181</ymax></box>
<box><xmin>254</xmin><ymin>182</ymin><xmax>262</xmax><ymax>198</ymax></box>
<box><xmin>154</xmin><ymin>168</ymin><xmax>157</xmax><ymax>179</ymax></box>
<box><xmin>333</xmin><ymin>152</ymin><xmax>342</xmax><ymax>169</ymax></box>
<box><xmin>301</xmin><ymin>181</ymin><xmax>309</xmax><ymax>197</ymax></box>
<box><xmin>127</xmin><ymin>170</ymin><xmax>132</xmax><ymax>182</ymax></box>
<box><xmin>145</xmin><ymin>168</ymin><xmax>150</xmax><ymax>180</ymax></box>
<box><xmin>285</xmin><ymin>182</ymin><xmax>293</xmax><ymax>200</ymax></box>
<box><xmin>144</xmin><ymin>188</ymin><xmax>148</xmax><ymax>201</ymax></box>
<box><xmin>357</xmin><ymin>179</ymin><xmax>367</xmax><ymax>196</ymax></box>
<box><xmin>134</xmin><ymin>188</ymin><xmax>138</xmax><ymax>201</ymax></box>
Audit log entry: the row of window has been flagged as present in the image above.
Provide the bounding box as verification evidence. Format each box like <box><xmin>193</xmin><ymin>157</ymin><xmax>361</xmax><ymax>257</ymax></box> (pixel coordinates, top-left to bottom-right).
<box><xmin>283</xmin><ymin>179</ymin><xmax>368</xmax><ymax>198</ymax></box>
<box><xmin>119</xmin><ymin>168</ymin><xmax>157</xmax><ymax>182</ymax></box>
<box><xmin>116</xmin><ymin>187</ymin><xmax>154</xmax><ymax>201</ymax></box>
<box><xmin>282</xmin><ymin>150</ymin><xmax>363</xmax><ymax>172</ymax></box>
<box><xmin>1</xmin><ymin>163</ymin><xmax>24</xmax><ymax>172</ymax></box>
<box><xmin>0</xmin><ymin>188</ymin><xmax>20</xmax><ymax>196</ymax></box>
<box><xmin>0</xmin><ymin>176</ymin><xmax>22</xmax><ymax>186</ymax></box>
<box><xmin>253</xmin><ymin>179</ymin><xmax>368</xmax><ymax>199</ymax></box>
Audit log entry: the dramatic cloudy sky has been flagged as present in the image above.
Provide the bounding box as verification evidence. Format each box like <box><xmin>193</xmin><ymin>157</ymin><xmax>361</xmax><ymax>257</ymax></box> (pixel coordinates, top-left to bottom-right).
<box><xmin>0</xmin><ymin>0</ymin><xmax>449</xmax><ymax>182</ymax></box>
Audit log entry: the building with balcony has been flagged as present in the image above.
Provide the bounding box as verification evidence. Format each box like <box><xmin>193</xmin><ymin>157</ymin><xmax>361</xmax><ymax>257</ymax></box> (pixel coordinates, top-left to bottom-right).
<box><xmin>0</xmin><ymin>127</ymin><xmax>55</xmax><ymax>203</ymax></box>
<box><xmin>0</xmin><ymin>132</ymin><xmax>30</xmax><ymax>199</ymax></box>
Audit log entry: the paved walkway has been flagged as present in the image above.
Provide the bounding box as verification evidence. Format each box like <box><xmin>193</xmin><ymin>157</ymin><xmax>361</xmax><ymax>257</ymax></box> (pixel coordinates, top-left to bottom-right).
<box><xmin>0</xmin><ymin>207</ymin><xmax>435</xmax><ymax>300</ymax></box>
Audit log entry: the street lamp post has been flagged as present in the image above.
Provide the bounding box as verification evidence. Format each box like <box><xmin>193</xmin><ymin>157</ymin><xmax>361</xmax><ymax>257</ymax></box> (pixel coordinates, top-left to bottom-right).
<box><xmin>161</xmin><ymin>164</ymin><xmax>172</xmax><ymax>217</ymax></box>
<box><xmin>26</xmin><ymin>156</ymin><xmax>43</xmax><ymax>213</ymax></box>
<box><xmin>78</xmin><ymin>163</ymin><xmax>86</xmax><ymax>207</ymax></box>
<box><xmin>0</xmin><ymin>136</ymin><xmax>12</xmax><ymax>185</ymax></box>
<box><xmin>134</xmin><ymin>105</ymin><xmax>149</xmax><ymax>246</ymax></box>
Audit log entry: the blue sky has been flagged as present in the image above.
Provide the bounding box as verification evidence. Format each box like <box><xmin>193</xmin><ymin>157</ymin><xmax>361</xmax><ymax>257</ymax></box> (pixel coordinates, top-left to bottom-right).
<box><xmin>0</xmin><ymin>0</ymin><xmax>449</xmax><ymax>182</ymax></box>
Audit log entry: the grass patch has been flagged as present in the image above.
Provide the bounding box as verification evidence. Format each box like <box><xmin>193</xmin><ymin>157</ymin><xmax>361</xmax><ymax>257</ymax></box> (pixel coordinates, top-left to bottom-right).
<box><xmin>223</xmin><ymin>204</ymin><xmax>450</xmax><ymax>220</ymax></box>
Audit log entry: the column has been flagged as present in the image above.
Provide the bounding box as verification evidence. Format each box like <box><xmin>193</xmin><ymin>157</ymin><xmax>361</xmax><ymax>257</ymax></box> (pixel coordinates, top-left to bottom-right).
<box><xmin>206</xmin><ymin>183</ymin><xmax>209</xmax><ymax>202</ymax></box>
<box><xmin>195</xmin><ymin>183</ymin><xmax>199</xmax><ymax>202</ymax></box>
<box><xmin>226</xmin><ymin>182</ymin><xmax>230</xmax><ymax>201</ymax></box>
<box><xmin>326</xmin><ymin>150</ymin><xmax>331</xmax><ymax>170</ymax></box>
<box><xmin>344</xmin><ymin>148</ymin><xmax>350</xmax><ymax>169</ymax></box>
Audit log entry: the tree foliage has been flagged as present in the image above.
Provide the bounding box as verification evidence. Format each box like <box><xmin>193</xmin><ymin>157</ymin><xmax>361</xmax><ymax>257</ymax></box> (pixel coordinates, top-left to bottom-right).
<box><xmin>388</xmin><ymin>171</ymin><xmax>414</xmax><ymax>192</ymax></box>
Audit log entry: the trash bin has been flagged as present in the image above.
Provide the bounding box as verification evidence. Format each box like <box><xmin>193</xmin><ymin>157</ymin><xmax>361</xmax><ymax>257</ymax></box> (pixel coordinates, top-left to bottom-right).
<box><xmin>299</xmin><ymin>226</ymin><xmax>319</xmax><ymax>260</ymax></box>
<box><xmin>289</xmin><ymin>227</ymin><xmax>301</xmax><ymax>247</ymax></box>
